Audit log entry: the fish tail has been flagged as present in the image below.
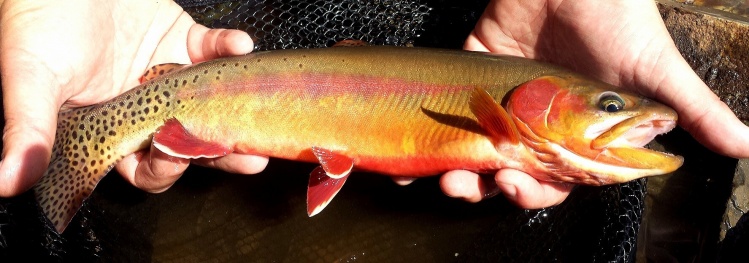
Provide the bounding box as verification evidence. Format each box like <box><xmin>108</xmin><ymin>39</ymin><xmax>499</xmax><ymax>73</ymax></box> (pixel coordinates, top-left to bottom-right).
<box><xmin>33</xmin><ymin>106</ymin><xmax>127</xmax><ymax>233</ymax></box>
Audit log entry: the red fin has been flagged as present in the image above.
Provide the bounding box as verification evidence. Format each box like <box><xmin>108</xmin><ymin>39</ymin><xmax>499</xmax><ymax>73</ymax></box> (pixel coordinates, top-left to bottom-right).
<box><xmin>307</xmin><ymin>166</ymin><xmax>350</xmax><ymax>216</ymax></box>
<box><xmin>153</xmin><ymin>118</ymin><xmax>231</xmax><ymax>158</ymax></box>
<box><xmin>311</xmin><ymin>147</ymin><xmax>354</xmax><ymax>179</ymax></box>
<box><xmin>332</xmin><ymin>40</ymin><xmax>369</xmax><ymax>47</ymax></box>
<box><xmin>139</xmin><ymin>63</ymin><xmax>189</xmax><ymax>83</ymax></box>
<box><xmin>469</xmin><ymin>88</ymin><xmax>520</xmax><ymax>144</ymax></box>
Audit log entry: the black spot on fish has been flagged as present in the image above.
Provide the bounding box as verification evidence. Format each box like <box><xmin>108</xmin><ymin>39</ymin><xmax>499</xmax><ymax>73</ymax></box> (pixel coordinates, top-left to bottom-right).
<box><xmin>204</xmin><ymin>70</ymin><xmax>208</xmax><ymax>74</ymax></box>
<box><xmin>144</xmin><ymin>108</ymin><xmax>150</xmax><ymax>114</ymax></box>
<box><xmin>146</xmin><ymin>98</ymin><xmax>152</xmax><ymax>104</ymax></box>
<box><xmin>154</xmin><ymin>106</ymin><xmax>159</xmax><ymax>113</ymax></box>
<box><xmin>244</xmin><ymin>65</ymin><xmax>248</xmax><ymax>69</ymax></box>
<box><xmin>117</xmin><ymin>120</ymin><xmax>123</xmax><ymax>126</ymax></box>
<box><xmin>131</xmin><ymin>120</ymin><xmax>136</xmax><ymax>125</ymax></box>
<box><xmin>78</xmin><ymin>124</ymin><xmax>85</xmax><ymax>130</ymax></box>
<box><xmin>159</xmin><ymin>69</ymin><xmax>164</xmax><ymax>75</ymax></box>
<box><xmin>217</xmin><ymin>70</ymin><xmax>221</xmax><ymax>75</ymax></box>
<box><xmin>99</xmin><ymin>137</ymin><xmax>105</xmax><ymax>143</ymax></box>
<box><xmin>222</xmin><ymin>63</ymin><xmax>226</xmax><ymax>67</ymax></box>
<box><xmin>216</xmin><ymin>76</ymin><xmax>220</xmax><ymax>80</ymax></box>
<box><xmin>154</xmin><ymin>85</ymin><xmax>159</xmax><ymax>92</ymax></box>
<box><xmin>182</xmin><ymin>80</ymin><xmax>187</xmax><ymax>86</ymax></box>
<box><xmin>101</xmin><ymin>110</ymin><xmax>108</xmax><ymax>116</ymax></box>
<box><xmin>163</xmin><ymin>91</ymin><xmax>171</xmax><ymax>98</ymax></box>
<box><xmin>165</xmin><ymin>79</ymin><xmax>170</xmax><ymax>85</ymax></box>
<box><xmin>166</xmin><ymin>102</ymin><xmax>171</xmax><ymax>107</ymax></box>
<box><xmin>137</xmin><ymin>98</ymin><xmax>143</xmax><ymax>106</ymax></box>
<box><xmin>145</xmin><ymin>89</ymin><xmax>151</xmax><ymax>96</ymax></box>
<box><xmin>234</xmin><ymin>63</ymin><xmax>239</xmax><ymax>67</ymax></box>
<box><xmin>299</xmin><ymin>64</ymin><xmax>303</xmax><ymax>68</ymax></box>
<box><xmin>108</xmin><ymin>130</ymin><xmax>116</xmax><ymax>136</ymax></box>
<box><xmin>136</xmin><ymin>90</ymin><xmax>141</xmax><ymax>95</ymax></box>
<box><xmin>127</xmin><ymin>101</ymin><xmax>134</xmax><ymax>109</ymax></box>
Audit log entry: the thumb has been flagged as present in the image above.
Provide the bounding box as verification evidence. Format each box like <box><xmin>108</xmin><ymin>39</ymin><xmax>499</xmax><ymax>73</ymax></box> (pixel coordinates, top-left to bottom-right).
<box><xmin>0</xmin><ymin>59</ymin><xmax>61</xmax><ymax>197</ymax></box>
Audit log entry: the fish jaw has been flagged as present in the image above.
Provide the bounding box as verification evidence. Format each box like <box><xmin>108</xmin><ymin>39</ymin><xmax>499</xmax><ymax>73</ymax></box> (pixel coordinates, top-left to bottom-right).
<box><xmin>507</xmin><ymin>75</ymin><xmax>683</xmax><ymax>185</ymax></box>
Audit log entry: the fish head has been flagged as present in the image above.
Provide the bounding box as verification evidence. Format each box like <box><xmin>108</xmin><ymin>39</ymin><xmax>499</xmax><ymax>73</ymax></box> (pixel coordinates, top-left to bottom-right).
<box><xmin>506</xmin><ymin>75</ymin><xmax>683</xmax><ymax>185</ymax></box>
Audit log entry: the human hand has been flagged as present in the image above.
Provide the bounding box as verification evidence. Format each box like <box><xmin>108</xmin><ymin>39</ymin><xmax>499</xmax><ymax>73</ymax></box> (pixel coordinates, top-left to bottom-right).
<box><xmin>443</xmin><ymin>0</ymin><xmax>749</xmax><ymax>208</ymax></box>
<box><xmin>0</xmin><ymin>0</ymin><xmax>268</xmax><ymax>197</ymax></box>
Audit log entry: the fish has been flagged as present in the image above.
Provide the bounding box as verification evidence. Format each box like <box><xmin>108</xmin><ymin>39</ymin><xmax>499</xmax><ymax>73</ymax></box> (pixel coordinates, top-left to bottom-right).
<box><xmin>32</xmin><ymin>46</ymin><xmax>684</xmax><ymax>233</ymax></box>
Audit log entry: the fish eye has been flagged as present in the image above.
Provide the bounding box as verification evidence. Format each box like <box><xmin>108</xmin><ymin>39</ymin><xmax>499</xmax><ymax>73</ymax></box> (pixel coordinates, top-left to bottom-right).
<box><xmin>598</xmin><ymin>92</ymin><xmax>625</xmax><ymax>113</ymax></box>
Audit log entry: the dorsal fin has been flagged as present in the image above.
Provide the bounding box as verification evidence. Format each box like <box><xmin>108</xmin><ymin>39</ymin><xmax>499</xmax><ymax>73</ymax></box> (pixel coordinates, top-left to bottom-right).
<box><xmin>469</xmin><ymin>88</ymin><xmax>520</xmax><ymax>145</ymax></box>
<box><xmin>139</xmin><ymin>63</ymin><xmax>189</xmax><ymax>83</ymax></box>
<box><xmin>332</xmin><ymin>40</ymin><xmax>369</xmax><ymax>47</ymax></box>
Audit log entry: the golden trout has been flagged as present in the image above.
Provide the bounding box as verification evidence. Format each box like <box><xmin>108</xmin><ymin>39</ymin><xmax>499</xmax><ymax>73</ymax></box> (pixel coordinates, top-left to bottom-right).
<box><xmin>33</xmin><ymin>46</ymin><xmax>683</xmax><ymax>233</ymax></box>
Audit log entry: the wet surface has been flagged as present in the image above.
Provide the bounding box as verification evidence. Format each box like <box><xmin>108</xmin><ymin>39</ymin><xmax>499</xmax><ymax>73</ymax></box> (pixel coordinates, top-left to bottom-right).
<box><xmin>660</xmin><ymin>1</ymin><xmax>749</xmax><ymax>125</ymax></box>
<box><xmin>677</xmin><ymin>0</ymin><xmax>749</xmax><ymax>18</ymax></box>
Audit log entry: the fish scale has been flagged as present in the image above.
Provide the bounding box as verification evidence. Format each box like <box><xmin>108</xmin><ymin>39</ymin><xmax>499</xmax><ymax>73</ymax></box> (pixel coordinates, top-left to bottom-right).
<box><xmin>33</xmin><ymin>46</ymin><xmax>683</xmax><ymax>233</ymax></box>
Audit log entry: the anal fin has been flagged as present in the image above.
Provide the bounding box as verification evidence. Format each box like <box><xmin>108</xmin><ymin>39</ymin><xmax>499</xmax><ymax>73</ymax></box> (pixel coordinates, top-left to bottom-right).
<box><xmin>153</xmin><ymin>118</ymin><xmax>231</xmax><ymax>158</ymax></box>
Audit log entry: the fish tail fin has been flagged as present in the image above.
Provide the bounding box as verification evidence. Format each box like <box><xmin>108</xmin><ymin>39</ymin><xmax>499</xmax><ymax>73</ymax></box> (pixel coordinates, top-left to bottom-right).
<box><xmin>33</xmin><ymin>108</ymin><xmax>121</xmax><ymax>233</ymax></box>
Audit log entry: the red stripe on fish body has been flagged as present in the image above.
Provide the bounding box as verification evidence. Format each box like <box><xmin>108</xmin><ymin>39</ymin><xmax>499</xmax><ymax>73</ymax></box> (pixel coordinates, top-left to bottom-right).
<box><xmin>168</xmin><ymin>48</ymin><xmax>559</xmax><ymax>176</ymax></box>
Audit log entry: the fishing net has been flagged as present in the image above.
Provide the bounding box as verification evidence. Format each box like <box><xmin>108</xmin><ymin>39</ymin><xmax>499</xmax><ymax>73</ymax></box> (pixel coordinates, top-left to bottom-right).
<box><xmin>0</xmin><ymin>0</ymin><xmax>646</xmax><ymax>262</ymax></box>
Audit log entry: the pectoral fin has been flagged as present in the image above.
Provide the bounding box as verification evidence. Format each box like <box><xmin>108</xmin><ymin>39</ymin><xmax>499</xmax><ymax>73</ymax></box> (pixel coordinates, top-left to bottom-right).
<box><xmin>469</xmin><ymin>88</ymin><xmax>520</xmax><ymax>144</ymax></box>
<box><xmin>153</xmin><ymin>118</ymin><xmax>231</xmax><ymax>159</ymax></box>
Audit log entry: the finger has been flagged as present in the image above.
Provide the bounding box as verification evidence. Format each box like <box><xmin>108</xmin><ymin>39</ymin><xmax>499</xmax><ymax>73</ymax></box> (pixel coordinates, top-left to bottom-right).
<box><xmin>495</xmin><ymin>169</ymin><xmax>573</xmax><ymax>209</ymax></box>
<box><xmin>648</xmin><ymin>50</ymin><xmax>749</xmax><ymax>158</ymax></box>
<box><xmin>463</xmin><ymin>32</ymin><xmax>490</xmax><ymax>52</ymax></box>
<box><xmin>392</xmin><ymin>177</ymin><xmax>417</xmax><ymax>186</ymax></box>
<box><xmin>115</xmin><ymin>144</ymin><xmax>189</xmax><ymax>193</ymax></box>
<box><xmin>439</xmin><ymin>170</ymin><xmax>500</xmax><ymax>203</ymax></box>
<box><xmin>191</xmin><ymin>153</ymin><xmax>268</xmax><ymax>175</ymax></box>
<box><xmin>186</xmin><ymin>25</ymin><xmax>254</xmax><ymax>62</ymax></box>
<box><xmin>0</xmin><ymin>58</ymin><xmax>60</xmax><ymax>197</ymax></box>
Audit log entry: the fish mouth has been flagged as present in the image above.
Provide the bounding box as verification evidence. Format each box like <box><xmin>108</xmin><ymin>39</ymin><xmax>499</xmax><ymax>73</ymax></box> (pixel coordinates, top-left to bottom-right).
<box><xmin>590</xmin><ymin>114</ymin><xmax>683</xmax><ymax>174</ymax></box>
